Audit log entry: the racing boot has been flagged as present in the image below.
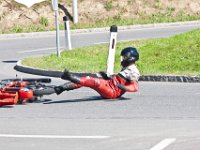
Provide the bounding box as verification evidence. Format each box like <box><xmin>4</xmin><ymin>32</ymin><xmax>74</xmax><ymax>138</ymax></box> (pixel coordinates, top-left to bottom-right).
<box><xmin>61</xmin><ymin>69</ymin><xmax>81</xmax><ymax>84</ymax></box>
<box><xmin>54</xmin><ymin>82</ymin><xmax>75</xmax><ymax>95</ymax></box>
<box><xmin>54</xmin><ymin>82</ymin><xmax>82</xmax><ymax>95</ymax></box>
<box><xmin>54</xmin><ymin>86</ymin><xmax>64</xmax><ymax>95</ymax></box>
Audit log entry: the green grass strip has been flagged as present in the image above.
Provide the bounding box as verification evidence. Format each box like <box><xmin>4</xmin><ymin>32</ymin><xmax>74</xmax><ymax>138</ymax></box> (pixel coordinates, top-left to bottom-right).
<box><xmin>22</xmin><ymin>28</ymin><xmax>200</xmax><ymax>76</ymax></box>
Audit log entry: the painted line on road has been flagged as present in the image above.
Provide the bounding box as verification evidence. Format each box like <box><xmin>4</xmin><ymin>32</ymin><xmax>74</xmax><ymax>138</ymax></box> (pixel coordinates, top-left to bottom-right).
<box><xmin>150</xmin><ymin>138</ymin><xmax>176</xmax><ymax>150</ymax></box>
<box><xmin>0</xmin><ymin>134</ymin><xmax>110</xmax><ymax>139</ymax></box>
<box><xmin>93</xmin><ymin>39</ymin><xmax>140</xmax><ymax>45</ymax></box>
<box><xmin>18</xmin><ymin>47</ymin><xmax>65</xmax><ymax>53</ymax></box>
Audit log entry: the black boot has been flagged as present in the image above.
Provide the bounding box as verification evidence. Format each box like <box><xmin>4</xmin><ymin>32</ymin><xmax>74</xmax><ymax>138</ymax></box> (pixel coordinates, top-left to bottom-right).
<box><xmin>54</xmin><ymin>86</ymin><xmax>64</xmax><ymax>95</ymax></box>
<box><xmin>54</xmin><ymin>82</ymin><xmax>76</xmax><ymax>95</ymax></box>
<box><xmin>61</xmin><ymin>69</ymin><xmax>80</xmax><ymax>84</ymax></box>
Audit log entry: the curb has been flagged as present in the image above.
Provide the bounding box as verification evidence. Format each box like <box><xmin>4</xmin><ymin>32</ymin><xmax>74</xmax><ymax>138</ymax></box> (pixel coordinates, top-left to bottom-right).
<box><xmin>1</xmin><ymin>20</ymin><xmax>200</xmax><ymax>39</ymax></box>
<box><xmin>14</xmin><ymin>61</ymin><xmax>200</xmax><ymax>83</ymax></box>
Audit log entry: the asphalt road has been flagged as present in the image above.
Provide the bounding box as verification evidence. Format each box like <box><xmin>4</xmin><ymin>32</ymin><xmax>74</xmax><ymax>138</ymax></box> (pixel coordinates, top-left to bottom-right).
<box><xmin>0</xmin><ymin>22</ymin><xmax>200</xmax><ymax>150</ymax></box>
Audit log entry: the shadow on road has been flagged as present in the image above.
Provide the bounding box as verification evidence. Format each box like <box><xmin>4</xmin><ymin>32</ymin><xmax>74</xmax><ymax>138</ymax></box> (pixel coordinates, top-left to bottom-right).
<box><xmin>0</xmin><ymin>105</ymin><xmax>14</xmax><ymax>108</ymax></box>
<box><xmin>33</xmin><ymin>99</ymin><xmax>52</xmax><ymax>103</ymax></box>
<box><xmin>43</xmin><ymin>96</ymin><xmax>103</xmax><ymax>104</ymax></box>
<box><xmin>2</xmin><ymin>60</ymin><xmax>18</xmax><ymax>63</ymax></box>
<box><xmin>43</xmin><ymin>96</ymin><xmax>131</xmax><ymax>104</ymax></box>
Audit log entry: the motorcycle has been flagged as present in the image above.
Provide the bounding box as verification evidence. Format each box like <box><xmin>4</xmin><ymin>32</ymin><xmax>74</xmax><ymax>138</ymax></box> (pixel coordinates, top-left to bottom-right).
<box><xmin>0</xmin><ymin>78</ymin><xmax>56</xmax><ymax>107</ymax></box>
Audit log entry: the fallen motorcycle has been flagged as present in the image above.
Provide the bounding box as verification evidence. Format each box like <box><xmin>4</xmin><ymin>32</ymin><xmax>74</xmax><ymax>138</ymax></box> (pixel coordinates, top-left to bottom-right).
<box><xmin>0</xmin><ymin>78</ymin><xmax>55</xmax><ymax>107</ymax></box>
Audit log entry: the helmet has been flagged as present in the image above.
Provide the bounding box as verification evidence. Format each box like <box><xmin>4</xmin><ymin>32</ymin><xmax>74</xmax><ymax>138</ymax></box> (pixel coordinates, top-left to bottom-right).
<box><xmin>120</xmin><ymin>47</ymin><xmax>139</xmax><ymax>67</ymax></box>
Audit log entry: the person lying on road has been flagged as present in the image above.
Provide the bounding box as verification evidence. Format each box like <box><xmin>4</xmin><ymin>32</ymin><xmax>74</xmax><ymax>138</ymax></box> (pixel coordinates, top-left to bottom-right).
<box><xmin>54</xmin><ymin>47</ymin><xmax>140</xmax><ymax>99</ymax></box>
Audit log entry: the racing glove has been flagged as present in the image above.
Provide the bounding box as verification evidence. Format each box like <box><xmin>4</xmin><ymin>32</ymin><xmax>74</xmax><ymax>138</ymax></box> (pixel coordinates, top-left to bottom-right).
<box><xmin>117</xmin><ymin>84</ymin><xmax>126</xmax><ymax>91</ymax></box>
<box><xmin>99</xmin><ymin>71</ymin><xmax>112</xmax><ymax>80</ymax></box>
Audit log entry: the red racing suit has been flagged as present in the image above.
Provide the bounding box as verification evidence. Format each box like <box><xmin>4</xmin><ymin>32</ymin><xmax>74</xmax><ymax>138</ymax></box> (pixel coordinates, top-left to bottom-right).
<box><xmin>71</xmin><ymin>64</ymin><xmax>140</xmax><ymax>99</ymax></box>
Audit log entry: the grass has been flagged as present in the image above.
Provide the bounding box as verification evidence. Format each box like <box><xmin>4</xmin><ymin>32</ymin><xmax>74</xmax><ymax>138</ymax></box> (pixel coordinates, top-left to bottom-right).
<box><xmin>39</xmin><ymin>17</ymin><xmax>49</xmax><ymax>27</ymax></box>
<box><xmin>104</xmin><ymin>1</ymin><xmax>113</xmax><ymax>11</ymax></box>
<box><xmin>1</xmin><ymin>0</ymin><xmax>200</xmax><ymax>34</ymax></box>
<box><xmin>22</xmin><ymin>28</ymin><xmax>200</xmax><ymax>76</ymax></box>
<box><xmin>1</xmin><ymin>13</ymin><xmax>200</xmax><ymax>34</ymax></box>
<box><xmin>70</xmin><ymin>13</ymin><xmax>200</xmax><ymax>30</ymax></box>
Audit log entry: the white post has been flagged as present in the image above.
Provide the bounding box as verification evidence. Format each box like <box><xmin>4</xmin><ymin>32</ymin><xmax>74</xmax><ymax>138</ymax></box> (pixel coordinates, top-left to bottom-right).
<box><xmin>52</xmin><ymin>0</ymin><xmax>60</xmax><ymax>57</ymax></box>
<box><xmin>63</xmin><ymin>16</ymin><xmax>72</xmax><ymax>50</ymax></box>
<box><xmin>106</xmin><ymin>25</ymin><xmax>118</xmax><ymax>76</ymax></box>
<box><xmin>72</xmin><ymin>0</ymin><xmax>78</xmax><ymax>24</ymax></box>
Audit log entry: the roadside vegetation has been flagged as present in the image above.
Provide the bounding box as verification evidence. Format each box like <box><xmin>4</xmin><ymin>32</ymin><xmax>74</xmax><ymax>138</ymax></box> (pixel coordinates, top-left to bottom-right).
<box><xmin>3</xmin><ymin>9</ymin><xmax>200</xmax><ymax>34</ymax></box>
<box><xmin>1</xmin><ymin>0</ymin><xmax>200</xmax><ymax>33</ymax></box>
<box><xmin>22</xmin><ymin>28</ymin><xmax>200</xmax><ymax>76</ymax></box>
<box><xmin>5</xmin><ymin>14</ymin><xmax>200</xmax><ymax>34</ymax></box>
<box><xmin>70</xmin><ymin>14</ymin><xmax>200</xmax><ymax>31</ymax></box>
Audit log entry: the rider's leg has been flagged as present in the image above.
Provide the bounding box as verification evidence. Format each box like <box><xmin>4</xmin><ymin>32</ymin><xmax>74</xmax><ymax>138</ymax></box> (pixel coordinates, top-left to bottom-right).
<box><xmin>79</xmin><ymin>76</ymin><xmax>116</xmax><ymax>99</ymax></box>
<box><xmin>54</xmin><ymin>82</ymin><xmax>82</xmax><ymax>95</ymax></box>
<box><xmin>61</xmin><ymin>70</ymin><xmax>81</xmax><ymax>83</ymax></box>
<box><xmin>61</xmin><ymin>70</ymin><xmax>116</xmax><ymax>98</ymax></box>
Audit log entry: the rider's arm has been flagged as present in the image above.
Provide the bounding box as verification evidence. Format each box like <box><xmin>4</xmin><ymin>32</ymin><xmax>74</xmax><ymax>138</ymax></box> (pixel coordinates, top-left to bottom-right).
<box><xmin>117</xmin><ymin>81</ymin><xmax>139</xmax><ymax>92</ymax></box>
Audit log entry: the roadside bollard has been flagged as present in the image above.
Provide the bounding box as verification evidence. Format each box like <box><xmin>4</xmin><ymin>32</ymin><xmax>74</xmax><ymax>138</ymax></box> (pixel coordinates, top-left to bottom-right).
<box><xmin>63</xmin><ymin>16</ymin><xmax>72</xmax><ymax>50</ymax></box>
<box><xmin>52</xmin><ymin>0</ymin><xmax>60</xmax><ymax>56</ymax></box>
<box><xmin>106</xmin><ymin>25</ymin><xmax>118</xmax><ymax>76</ymax></box>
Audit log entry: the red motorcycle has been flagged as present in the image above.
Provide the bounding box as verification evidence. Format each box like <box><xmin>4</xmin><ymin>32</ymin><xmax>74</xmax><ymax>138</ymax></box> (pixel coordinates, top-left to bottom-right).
<box><xmin>0</xmin><ymin>78</ymin><xmax>55</xmax><ymax>107</ymax></box>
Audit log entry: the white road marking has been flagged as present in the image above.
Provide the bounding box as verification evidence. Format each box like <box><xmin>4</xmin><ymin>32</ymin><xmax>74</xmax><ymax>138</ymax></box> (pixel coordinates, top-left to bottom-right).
<box><xmin>0</xmin><ymin>134</ymin><xmax>110</xmax><ymax>139</ymax></box>
<box><xmin>18</xmin><ymin>47</ymin><xmax>64</xmax><ymax>53</ymax></box>
<box><xmin>150</xmin><ymin>138</ymin><xmax>176</xmax><ymax>150</ymax></box>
